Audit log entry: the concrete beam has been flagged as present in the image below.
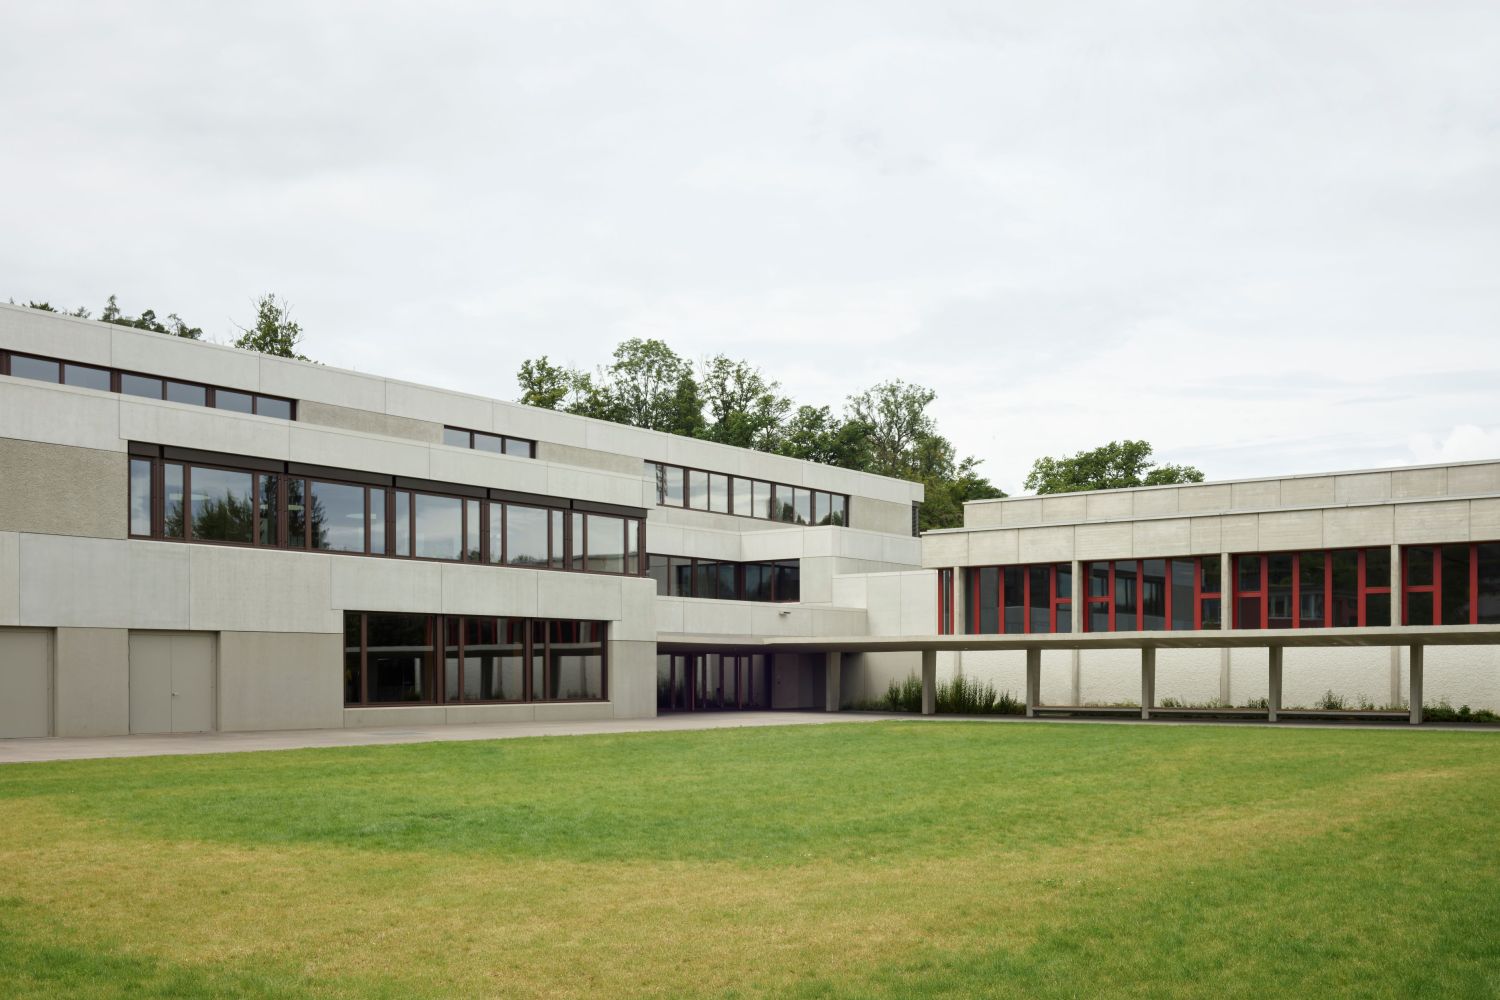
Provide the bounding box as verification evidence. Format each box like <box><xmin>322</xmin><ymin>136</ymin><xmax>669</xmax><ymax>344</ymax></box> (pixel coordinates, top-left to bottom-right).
<box><xmin>1025</xmin><ymin>647</ymin><xmax>1041</xmax><ymax>718</ymax></box>
<box><xmin>1409</xmin><ymin>644</ymin><xmax>1424</xmax><ymax>725</ymax></box>
<box><xmin>1268</xmin><ymin>645</ymin><xmax>1283</xmax><ymax>722</ymax></box>
<box><xmin>824</xmin><ymin>651</ymin><xmax>842</xmax><ymax>713</ymax></box>
<box><xmin>1140</xmin><ymin>646</ymin><xmax>1156</xmax><ymax>720</ymax></box>
<box><xmin>920</xmin><ymin>649</ymin><xmax>936</xmax><ymax>716</ymax></box>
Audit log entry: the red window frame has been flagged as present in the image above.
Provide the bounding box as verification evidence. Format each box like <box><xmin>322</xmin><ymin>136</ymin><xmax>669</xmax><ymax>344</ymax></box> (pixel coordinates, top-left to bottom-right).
<box><xmin>963</xmin><ymin>563</ymin><xmax>1071</xmax><ymax>635</ymax></box>
<box><xmin>1082</xmin><ymin>557</ymin><xmax>1222</xmax><ymax>632</ymax></box>
<box><xmin>1402</xmin><ymin>543</ymin><xmax>1500</xmax><ymax>626</ymax></box>
<box><xmin>1233</xmin><ymin>548</ymin><xmax>1392</xmax><ymax>629</ymax></box>
<box><xmin>937</xmin><ymin>568</ymin><xmax>955</xmax><ymax>635</ymax></box>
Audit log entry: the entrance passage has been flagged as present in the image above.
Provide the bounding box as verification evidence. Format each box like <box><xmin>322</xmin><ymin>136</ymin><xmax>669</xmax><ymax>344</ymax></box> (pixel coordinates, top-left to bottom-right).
<box><xmin>657</xmin><ymin>653</ymin><xmax>770</xmax><ymax>711</ymax></box>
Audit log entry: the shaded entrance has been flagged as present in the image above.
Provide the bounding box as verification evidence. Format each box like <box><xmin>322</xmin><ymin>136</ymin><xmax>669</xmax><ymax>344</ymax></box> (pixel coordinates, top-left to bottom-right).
<box><xmin>657</xmin><ymin>652</ymin><xmax>771</xmax><ymax>711</ymax></box>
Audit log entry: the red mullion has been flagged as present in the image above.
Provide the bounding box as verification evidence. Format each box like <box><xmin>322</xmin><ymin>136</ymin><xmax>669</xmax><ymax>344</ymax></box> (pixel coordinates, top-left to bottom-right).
<box><xmin>1163</xmin><ymin>561</ymin><xmax>1173</xmax><ymax>633</ymax></box>
<box><xmin>997</xmin><ymin>567</ymin><xmax>1006</xmax><ymax>636</ymax></box>
<box><xmin>1194</xmin><ymin>557</ymin><xmax>1203</xmax><ymax>631</ymax></box>
<box><xmin>1108</xmin><ymin>562</ymin><xmax>1117</xmax><ymax>632</ymax></box>
<box><xmin>1049</xmin><ymin>565</ymin><xmax>1057</xmax><ymax>635</ymax></box>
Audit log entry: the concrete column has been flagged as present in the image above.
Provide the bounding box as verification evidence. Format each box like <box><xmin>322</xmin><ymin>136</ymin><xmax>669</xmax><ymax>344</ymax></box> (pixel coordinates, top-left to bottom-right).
<box><xmin>1267</xmin><ymin>645</ymin><xmax>1283</xmax><ymax>722</ymax></box>
<box><xmin>1218</xmin><ymin>649</ymin><xmax>1232</xmax><ymax>706</ymax></box>
<box><xmin>824</xmin><ymin>651</ymin><xmax>842</xmax><ymax>713</ymax></box>
<box><xmin>921</xmin><ymin>649</ymin><xmax>937</xmax><ymax>716</ymax></box>
<box><xmin>1391</xmin><ymin>543</ymin><xmax>1403</xmax><ymax>707</ymax></box>
<box><xmin>1070</xmin><ymin>560</ymin><xmax>1083</xmax><ymax>705</ymax></box>
<box><xmin>1070</xmin><ymin>560</ymin><xmax>1084</xmax><ymax>630</ymax></box>
<box><xmin>1409</xmin><ymin>645</ymin><xmax>1424</xmax><ymax>725</ymax></box>
<box><xmin>1220</xmin><ymin>552</ymin><xmax>1233</xmax><ymax>627</ymax></box>
<box><xmin>1140</xmin><ymin>646</ymin><xmax>1156</xmax><ymax>720</ymax></box>
<box><xmin>1025</xmin><ymin>647</ymin><xmax>1041</xmax><ymax>717</ymax></box>
<box><xmin>1389</xmin><ymin>647</ymin><xmax>1403</xmax><ymax>709</ymax></box>
<box><xmin>951</xmin><ymin>566</ymin><xmax>966</xmax><ymax>634</ymax></box>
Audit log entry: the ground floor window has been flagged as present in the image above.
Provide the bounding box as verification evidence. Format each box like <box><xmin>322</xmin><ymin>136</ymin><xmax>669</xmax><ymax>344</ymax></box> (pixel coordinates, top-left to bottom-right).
<box><xmin>343</xmin><ymin>612</ymin><xmax>606</xmax><ymax>705</ymax></box>
<box><xmin>963</xmin><ymin>563</ymin><xmax>1071</xmax><ymax>634</ymax></box>
<box><xmin>937</xmin><ymin>568</ymin><xmax>955</xmax><ymax>634</ymax></box>
<box><xmin>1084</xmin><ymin>556</ymin><xmax>1221</xmax><ymax>632</ymax></box>
<box><xmin>1402</xmin><ymin>542</ymin><xmax>1500</xmax><ymax>625</ymax></box>
<box><xmin>657</xmin><ymin>653</ymin><xmax>769</xmax><ymax>711</ymax></box>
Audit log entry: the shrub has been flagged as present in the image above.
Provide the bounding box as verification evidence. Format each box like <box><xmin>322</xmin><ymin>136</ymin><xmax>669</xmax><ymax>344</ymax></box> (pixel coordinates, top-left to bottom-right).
<box><xmin>1424</xmin><ymin>700</ymin><xmax>1500</xmax><ymax>724</ymax></box>
<box><xmin>853</xmin><ymin>673</ymin><xmax>1024</xmax><ymax>715</ymax></box>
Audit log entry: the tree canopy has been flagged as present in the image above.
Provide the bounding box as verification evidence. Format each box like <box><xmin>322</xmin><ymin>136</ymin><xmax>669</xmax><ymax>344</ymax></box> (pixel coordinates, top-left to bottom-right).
<box><xmin>515</xmin><ymin>345</ymin><xmax>1003</xmax><ymax>529</ymax></box>
<box><xmin>1022</xmin><ymin>440</ymin><xmax>1205</xmax><ymax>494</ymax></box>
<box><xmin>233</xmin><ymin>294</ymin><xmax>310</xmax><ymax>361</ymax></box>
<box><xmin>15</xmin><ymin>294</ymin><xmax>202</xmax><ymax>338</ymax></box>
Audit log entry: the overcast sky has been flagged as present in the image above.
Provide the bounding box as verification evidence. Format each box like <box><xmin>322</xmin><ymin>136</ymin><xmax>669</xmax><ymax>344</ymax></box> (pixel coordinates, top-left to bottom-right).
<box><xmin>3</xmin><ymin>2</ymin><xmax>1497</xmax><ymax>492</ymax></box>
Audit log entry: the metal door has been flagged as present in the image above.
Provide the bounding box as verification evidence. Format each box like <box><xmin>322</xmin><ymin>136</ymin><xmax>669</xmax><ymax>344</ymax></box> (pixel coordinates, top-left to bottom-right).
<box><xmin>0</xmin><ymin>629</ymin><xmax>50</xmax><ymax>738</ymax></box>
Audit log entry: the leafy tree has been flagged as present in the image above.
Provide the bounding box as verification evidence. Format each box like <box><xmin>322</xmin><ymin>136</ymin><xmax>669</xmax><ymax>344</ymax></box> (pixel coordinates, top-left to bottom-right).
<box><xmin>698</xmin><ymin>355</ymin><xmax>791</xmax><ymax>450</ymax></box>
<box><xmin>845</xmin><ymin>380</ymin><xmax>938</xmax><ymax>480</ymax></box>
<box><xmin>234</xmin><ymin>293</ymin><xmax>310</xmax><ymax>360</ymax></box>
<box><xmin>98</xmin><ymin>294</ymin><xmax>202</xmax><ymax>338</ymax></box>
<box><xmin>1023</xmin><ymin>439</ymin><xmax>1205</xmax><ymax>494</ymax></box>
<box><xmin>775</xmin><ymin>404</ymin><xmax>869</xmax><ymax>470</ymax></box>
<box><xmin>517</xmin><ymin>356</ymin><xmax>574</xmax><ymax>410</ymax></box>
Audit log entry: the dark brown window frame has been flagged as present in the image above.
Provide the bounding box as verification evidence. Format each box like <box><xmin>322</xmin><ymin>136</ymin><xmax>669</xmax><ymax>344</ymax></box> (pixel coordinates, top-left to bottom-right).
<box><xmin>1</xmin><ymin>348</ymin><xmax>296</xmax><ymax>419</ymax></box>
<box><xmin>645</xmin><ymin>460</ymin><xmax>849</xmax><ymax>527</ymax></box>
<box><xmin>646</xmin><ymin>553</ymin><xmax>800</xmax><ymax>603</ymax></box>
<box><xmin>443</xmin><ymin>425</ymin><xmax>537</xmax><ymax>459</ymax></box>
<box><xmin>344</xmin><ymin>610</ymin><xmax>607</xmax><ymax>706</ymax></box>
<box><xmin>128</xmin><ymin>444</ymin><xmax>647</xmax><ymax>578</ymax></box>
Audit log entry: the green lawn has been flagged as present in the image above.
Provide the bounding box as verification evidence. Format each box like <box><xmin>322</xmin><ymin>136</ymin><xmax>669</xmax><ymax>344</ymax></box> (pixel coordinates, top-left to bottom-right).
<box><xmin>1</xmin><ymin>722</ymin><xmax>1497</xmax><ymax>999</ymax></box>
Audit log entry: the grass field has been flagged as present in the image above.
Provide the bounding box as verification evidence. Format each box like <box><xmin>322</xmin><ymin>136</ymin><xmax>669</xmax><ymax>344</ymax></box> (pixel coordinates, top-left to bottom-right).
<box><xmin>1</xmin><ymin>721</ymin><xmax>1498</xmax><ymax>999</ymax></box>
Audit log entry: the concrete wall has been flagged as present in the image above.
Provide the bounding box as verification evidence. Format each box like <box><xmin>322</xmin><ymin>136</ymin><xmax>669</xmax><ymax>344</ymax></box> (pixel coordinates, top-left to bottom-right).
<box><xmin>218</xmin><ymin>631</ymin><xmax>345</xmax><ymax>732</ymax></box>
<box><xmin>0</xmin><ymin>439</ymin><xmax>125</xmax><ymax>539</ymax></box>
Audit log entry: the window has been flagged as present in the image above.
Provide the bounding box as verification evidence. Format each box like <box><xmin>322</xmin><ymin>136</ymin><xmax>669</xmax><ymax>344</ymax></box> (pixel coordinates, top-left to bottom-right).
<box><xmin>413</xmin><ymin>494</ymin><xmax>464</xmax><ymax>560</ymax></box>
<box><xmin>1402</xmin><ymin>542</ymin><xmax>1500</xmax><ymax>625</ymax></box>
<box><xmin>937</xmin><ymin>568</ymin><xmax>954</xmax><ymax>635</ymax></box>
<box><xmin>310</xmin><ymin>481</ymin><xmax>367</xmax><ymax>553</ymax></box>
<box><xmin>129</xmin><ymin>458</ymin><xmax>153</xmax><ymax>536</ymax></box>
<box><xmin>586</xmin><ymin>513</ymin><xmax>626</xmax><ymax>574</ymax></box>
<box><xmin>1235</xmin><ymin>548</ymin><xmax>1391</xmax><ymax>629</ymax></box>
<box><xmin>2</xmin><ymin>350</ymin><xmax>294</xmax><ymax>416</ymax></box>
<box><xmin>1085</xmin><ymin>557</ymin><xmax>1220</xmax><ymax>632</ymax></box>
<box><xmin>503</xmin><ymin>504</ymin><xmax>549</xmax><ymax>566</ymax></box>
<box><xmin>186</xmin><ymin>466</ymin><xmax>254</xmax><ymax>543</ymax></box>
<box><xmin>441</xmin><ymin>425</ymin><xmax>535</xmax><ymax>458</ymax></box>
<box><xmin>964</xmin><ymin>563</ymin><xmax>1071</xmax><ymax>634</ymax></box>
<box><xmin>444</xmin><ymin>617</ymin><xmax>526</xmax><ymax>703</ymax></box>
<box><xmin>364</xmin><ymin>613</ymin><xmax>435</xmax><ymax>703</ymax></box>
<box><xmin>648</xmin><ymin>555</ymin><xmax>800</xmax><ymax>602</ymax></box>
<box><xmin>644</xmin><ymin>461</ymin><xmax>850</xmax><ymax>526</ymax></box>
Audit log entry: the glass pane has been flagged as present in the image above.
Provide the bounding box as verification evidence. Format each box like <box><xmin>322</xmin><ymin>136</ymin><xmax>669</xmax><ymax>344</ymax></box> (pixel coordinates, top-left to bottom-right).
<box><xmin>366</xmin><ymin>612</ymin><xmax>432</xmax><ymax>702</ymax></box>
<box><xmin>129</xmin><ymin>458</ymin><xmax>152</xmax><ymax>535</ymax></box>
<box><xmin>1237</xmin><ymin>596</ymin><xmax>1261</xmax><ymax>630</ymax></box>
<box><xmin>165</xmin><ymin>381</ymin><xmax>206</xmax><ymax>406</ymax></box>
<box><xmin>671</xmin><ymin>557</ymin><xmax>693</xmax><ymax>597</ymax></box>
<box><xmin>1170</xmin><ymin>560</ymin><xmax>1194</xmax><ymax>630</ymax></box>
<box><xmin>976</xmin><ymin>567</ymin><xmax>999</xmax><ymax>634</ymax></box>
<box><xmin>793</xmin><ymin>488</ymin><xmax>811</xmax><ymax>525</ymax></box>
<box><xmin>466</xmin><ymin>498</ymin><xmax>481</xmax><ymax>561</ymax></box>
<box><xmin>1405</xmin><ymin>546</ymin><xmax>1434</xmax><ymax>587</ymax></box>
<box><xmin>1141</xmin><ymin>560</ymin><xmax>1166</xmax><ymax>631</ymax></box>
<box><xmin>1366</xmin><ymin>547</ymin><xmax>1392</xmax><ymax>589</ymax></box>
<box><xmin>1114</xmin><ymin>561</ymin><xmax>1137</xmax><ymax>631</ymax></box>
<box><xmin>626</xmin><ymin>518</ymin><xmax>640</xmax><ymax>572</ymax></box>
<box><xmin>1237</xmin><ymin>556</ymin><xmax>1259</xmax><ymax>594</ymax></box>
<box><xmin>464</xmin><ymin>617</ymin><xmax>524</xmax><ymax>701</ymax></box>
<box><xmin>1365</xmin><ymin>592</ymin><xmax>1391</xmax><ymax>627</ymax></box>
<box><xmin>810</xmin><ymin>492</ymin><xmax>824</xmax><ymax>526</ymax></box>
<box><xmin>732</xmin><ymin>477</ymin><xmax>751</xmax><ymax>517</ymax></box>
<box><xmin>1088</xmin><ymin>562</ymin><xmax>1110</xmax><ymax>598</ymax></box>
<box><xmin>444</xmin><ymin>617</ymin><xmax>462</xmax><ymax>704</ymax></box>
<box><xmin>394</xmin><ymin>490</ymin><xmax>410</xmax><ymax>556</ymax></box>
<box><xmin>506</xmin><ymin>505</ymin><xmax>549</xmax><ymax>566</ymax></box>
<box><xmin>695</xmin><ymin>560</ymin><xmax>719</xmax><ymax>599</ymax></box>
<box><xmin>665</xmin><ymin>466</ymin><xmax>685</xmax><ymax>506</ymax></box>
<box><xmin>1442</xmin><ymin>545</ymin><xmax>1471</xmax><ymax>625</ymax></box>
<box><xmin>717</xmin><ymin>562</ymin><xmax>738</xmax><ymax>600</ymax></box>
<box><xmin>648</xmin><ymin>555</ymin><xmax>669</xmax><ymax>595</ymax></box>
<box><xmin>473</xmin><ymin>433</ymin><xmax>504</xmax><ymax>454</ymax></box>
<box><xmin>120</xmin><ymin>373</ymin><xmax>162</xmax><ymax>399</ymax></box>
<box><xmin>10</xmin><ymin>355</ymin><xmax>59</xmax><ymax>382</ymax></box>
<box><xmin>1201</xmin><ymin>557</ymin><xmax>1221</xmax><ymax>596</ymax></box>
<box><xmin>287</xmin><ymin>478</ymin><xmax>307</xmax><ymax>548</ymax></box>
<box><xmin>64</xmin><ymin>363</ymin><xmax>110</xmax><ymax>391</ymax></box>
<box><xmin>550</xmin><ymin>510</ymin><xmax>566</xmax><ymax>569</ymax></box>
<box><xmin>549</xmin><ymin>621</ymin><xmax>604</xmax><ymax>700</ymax></box>
<box><xmin>1329</xmin><ymin>550</ymin><xmax>1358</xmax><ymax>627</ymax></box>
<box><xmin>310</xmin><ymin>481</ymin><xmax>365</xmax><ymax>553</ymax></box>
<box><xmin>1200</xmin><ymin>597</ymin><xmax>1222</xmax><ymax>630</ymax></box>
<box><xmin>1266</xmin><ymin>554</ymin><xmax>1294</xmax><ymax>629</ymax></box>
<box><xmin>1478</xmin><ymin>543</ymin><xmax>1500</xmax><ymax>625</ymax></box>
<box><xmin>1407</xmin><ymin>591</ymin><xmax>1433</xmax><ymax>627</ymax></box>
<box><xmin>369</xmin><ymin>489</ymin><xmax>385</xmax><ymax>554</ymax></box>
<box><xmin>687</xmin><ymin>470</ymin><xmax>709</xmax><ymax>511</ymax></box>
<box><xmin>162</xmin><ymin>464</ymin><xmax>183</xmax><ymax>538</ymax></box>
<box><xmin>344</xmin><ymin>612</ymin><xmax>362</xmax><ymax>704</ymax></box>
<box><xmin>216</xmin><ymin>389</ymin><xmax>254</xmax><ymax>413</ymax></box>
<box><xmin>1055</xmin><ymin>605</ymin><xmax>1071</xmax><ymax>634</ymax></box>
<box><xmin>190</xmin><ymin>467</ymin><xmax>254</xmax><ymax>542</ymax></box>
<box><xmin>828</xmin><ymin>494</ymin><xmax>847</xmax><ymax>526</ymax></box>
<box><xmin>530</xmin><ymin>620</ymin><xmax>547</xmax><ymax>700</ymax></box>
<box><xmin>709</xmin><ymin>474</ymin><xmax>730</xmax><ymax>514</ymax></box>
<box><xmin>753</xmin><ymin>481</ymin><xmax>771</xmax><ymax>519</ymax></box>
<box><xmin>443</xmin><ymin>427</ymin><xmax>470</xmax><ymax>447</ymax></box>
<box><xmin>743</xmin><ymin>564</ymin><xmax>771</xmax><ymax>602</ymax></box>
<box><xmin>255</xmin><ymin>396</ymin><xmax>292</xmax><ymax>420</ymax></box>
<box><xmin>503</xmin><ymin>437</ymin><xmax>531</xmax><ymax>457</ymax></box>
<box><xmin>413</xmin><ymin>494</ymin><xmax>463</xmax><ymax>560</ymax></box>
<box><xmin>487</xmin><ymin>502</ymin><xmax>504</xmax><ymax>564</ymax></box>
<box><xmin>773</xmin><ymin>561</ymin><xmax>799</xmax><ymax>602</ymax></box>
<box><xmin>772</xmin><ymin>485</ymin><xmax>794</xmax><ymax>523</ymax></box>
<box><xmin>1298</xmin><ymin>552</ymin><xmax>1325</xmax><ymax>628</ymax></box>
<box><xmin>258</xmin><ymin>474</ymin><xmax>279</xmax><ymax>546</ymax></box>
<box><xmin>1089</xmin><ymin>600</ymin><xmax>1111</xmax><ymax>633</ymax></box>
<box><xmin>1004</xmin><ymin>567</ymin><xmax>1025</xmax><ymax>633</ymax></box>
<box><xmin>1030</xmin><ymin>565</ymin><xmax>1052</xmax><ymax>633</ymax></box>
<box><xmin>570</xmin><ymin>511</ymin><xmax>584</xmax><ymax>567</ymax></box>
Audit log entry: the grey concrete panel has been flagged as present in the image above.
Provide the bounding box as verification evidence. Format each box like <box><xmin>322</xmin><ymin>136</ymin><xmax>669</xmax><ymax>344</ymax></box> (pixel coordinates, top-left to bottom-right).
<box><xmin>1448</xmin><ymin>464</ymin><xmax>1500</xmax><ymax>496</ymax></box>
<box><xmin>851</xmin><ymin>497</ymin><xmax>912</xmax><ymax>536</ymax></box>
<box><xmin>0</xmin><ymin>304</ymin><xmax>113</xmax><ymax>364</ymax></box>
<box><xmin>1279</xmin><ymin>476</ymin><xmax>1336</xmax><ymax>507</ymax></box>
<box><xmin>20</xmin><ymin>535</ymin><xmax>191</xmax><ymax>629</ymax></box>
<box><xmin>0</xmin><ymin>629</ymin><xmax>50</xmax><ymax>738</ymax></box>
<box><xmin>1394</xmin><ymin>501</ymin><xmax>1469</xmax><ymax>544</ymax></box>
<box><xmin>0</xmin><ymin>380</ymin><xmax>126</xmax><ymax>452</ymax></box>
<box><xmin>296</xmin><ymin>399</ymin><xmax>444</xmax><ymax>444</ymax></box>
<box><xmin>0</xmin><ymin>439</ymin><xmax>127</xmax><ymax>539</ymax></box>
<box><xmin>607</xmin><ymin>639</ymin><xmax>657</xmax><ymax>719</ymax></box>
<box><xmin>1392</xmin><ymin>466</ymin><xmax>1446</xmax><ymax>499</ymax></box>
<box><xmin>0</xmin><ymin>532</ymin><xmax>17</xmax><ymax>625</ymax></box>
<box><xmin>54</xmin><ymin>628</ymin><xmax>129</xmax><ymax>737</ymax></box>
<box><xmin>189</xmin><ymin>546</ymin><xmax>339</xmax><ymax>634</ymax></box>
<box><xmin>1131</xmin><ymin>489</ymin><xmax>1179</xmax><ymax>518</ymax></box>
<box><xmin>218</xmin><ymin>631</ymin><xmax>343</xmax><ymax>732</ymax></box>
<box><xmin>535</xmin><ymin>441</ymin><xmax>644</xmax><ymax>477</ymax></box>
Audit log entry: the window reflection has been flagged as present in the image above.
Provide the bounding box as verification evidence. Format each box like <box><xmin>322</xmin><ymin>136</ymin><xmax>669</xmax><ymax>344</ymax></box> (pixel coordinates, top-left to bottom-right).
<box><xmin>311</xmin><ymin>481</ymin><xmax>365</xmax><ymax>553</ymax></box>
<box><xmin>189</xmin><ymin>467</ymin><xmax>254</xmax><ymax>543</ymax></box>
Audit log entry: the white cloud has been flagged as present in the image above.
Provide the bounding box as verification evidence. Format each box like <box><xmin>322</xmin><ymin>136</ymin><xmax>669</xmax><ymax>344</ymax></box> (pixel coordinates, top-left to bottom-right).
<box><xmin>1408</xmin><ymin>426</ymin><xmax>1500</xmax><ymax>466</ymax></box>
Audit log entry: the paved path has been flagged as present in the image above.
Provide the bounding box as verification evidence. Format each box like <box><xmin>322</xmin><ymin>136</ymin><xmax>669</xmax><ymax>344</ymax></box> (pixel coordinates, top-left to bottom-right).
<box><xmin>1</xmin><ymin>711</ymin><xmax>1489</xmax><ymax>765</ymax></box>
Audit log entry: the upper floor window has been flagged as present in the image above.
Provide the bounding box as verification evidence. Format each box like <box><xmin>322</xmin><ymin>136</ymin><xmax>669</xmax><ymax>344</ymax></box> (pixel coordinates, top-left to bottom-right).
<box><xmin>1084</xmin><ymin>557</ymin><xmax>1222</xmax><ymax>632</ymax></box>
<box><xmin>645</xmin><ymin>461</ymin><xmax>847</xmax><ymax>526</ymax></box>
<box><xmin>128</xmin><ymin>445</ymin><xmax>644</xmax><ymax>576</ymax></box>
<box><xmin>646</xmin><ymin>554</ymin><xmax>800</xmax><ymax>603</ymax></box>
<box><xmin>443</xmin><ymin>426</ymin><xmax>535</xmax><ymax>458</ymax></box>
<box><xmin>1</xmin><ymin>350</ymin><xmax>294</xmax><ymax>419</ymax></box>
<box><xmin>964</xmin><ymin>563</ymin><xmax>1071</xmax><ymax>634</ymax></box>
<box><xmin>1233</xmin><ymin>548</ymin><xmax>1391</xmax><ymax>629</ymax></box>
<box><xmin>1402</xmin><ymin>543</ymin><xmax>1500</xmax><ymax>626</ymax></box>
